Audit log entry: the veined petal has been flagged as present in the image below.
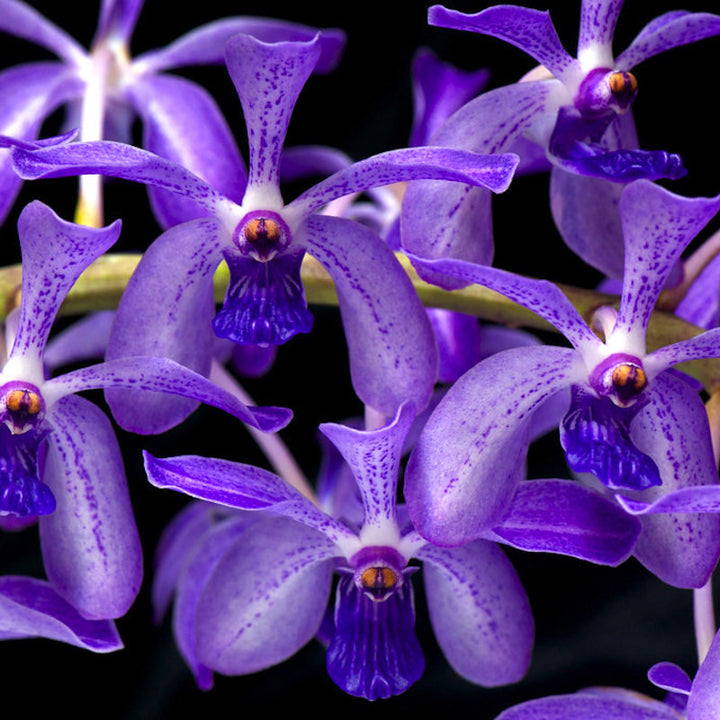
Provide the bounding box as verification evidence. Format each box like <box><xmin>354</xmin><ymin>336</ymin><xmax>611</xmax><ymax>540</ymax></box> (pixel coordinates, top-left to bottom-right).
<box><xmin>319</xmin><ymin>403</ymin><xmax>415</xmax><ymax>538</ymax></box>
<box><xmin>577</xmin><ymin>0</ymin><xmax>624</xmax><ymax>67</ymax></box>
<box><xmin>128</xmin><ymin>74</ymin><xmax>247</xmax><ymax>228</ymax></box>
<box><xmin>104</xmin><ymin>218</ymin><xmax>223</xmax><ymax>433</ymax></box>
<box><xmin>486</xmin><ymin>479</ymin><xmax>640</xmax><ymax>566</ymax></box>
<box><xmin>418</xmin><ymin>540</ymin><xmax>533</xmax><ymax>686</ymax></box>
<box><xmin>195</xmin><ymin>516</ymin><xmax>335</xmax><ymax>675</ymax></box>
<box><xmin>299</xmin><ymin>216</ymin><xmax>438</xmax><ymax>417</ymax></box>
<box><xmin>616</xmin><ymin>10</ymin><xmax>720</xmax><ymax>71</ymax></box>
<box><xmin>0</xmin><ymin>576</ymin><xmax>122</xmax><ymax>652</ymax></box>
<box><xmin>405</xmin><ymin>345</ymin><xmax>582</xmax><ymax>546</ymax></box>
<box><xmin>0</xmin><ymin>0</ymin><xmax>86</xmax><ymax>65</ymax></box>
<box><xmin>429</xmin><ymin>4</ymin><xmax>578</xmax><ymax>84</ymax></box>
<box><xmin>5</xmin><ymin>202</ymin><xmax>120</xmax><ymax>379</ymax></box>
<box><xmin>611</xmin><ymin>181</ymin><xmax>720</xmax><ymax>353</ymax></box>
<box><xmin>43</xmin><ymin>356</ymin><xmax>292</xmax><ymax>434</ymax></box>
<box><xmin>225</xmin><ymin>33</ymin><xmax>320</xmax><ymax>194</ymax></box>
<box><xmin>40</xmin><ymin>395</ymin><xmax>142</xmax><ymax>620</ymax></box>
<box><xmin>645</xmin><ymin>326</ymin><xmax>720</xmax><ymax>377</ymax></box>
<box><xmin>134</xmin><ymin>17</ymin><xmax>344</xmax><ymax>74</ymax></box>
<box><xmin>287</xmin><ymin>147</ymin><xmax>519</xmax><ymax>221</ymax></box>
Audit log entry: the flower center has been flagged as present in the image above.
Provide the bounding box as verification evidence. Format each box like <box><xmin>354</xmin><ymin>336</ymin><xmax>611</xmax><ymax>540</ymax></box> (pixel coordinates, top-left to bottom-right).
<box><xmin>360</xmin><ymin>567</ymin><xmax>399</xmax><ymax>595</ymax></box>
<box><xmin>0</xmin><ymin>383</ymin><xmax>45</xmax><ymax>435</ymax></box>
<box><xmin>351</xmin><ymin>546</ymin><xmax>406</xmax><ymax>602</ymax></box>
<box><xmin>234</xmin><ymin>211</ymin><xmax>291</xmax><ymax>262</ymax></box>
<box><xmin>589</xmin><ymin>354</ymin><xmax>648</xmax><ymax>408</ymax></box>
<box><xmin>575</xmin><ymin>68</ymin><xmax>638</xmax><ymax>117</ymax></box>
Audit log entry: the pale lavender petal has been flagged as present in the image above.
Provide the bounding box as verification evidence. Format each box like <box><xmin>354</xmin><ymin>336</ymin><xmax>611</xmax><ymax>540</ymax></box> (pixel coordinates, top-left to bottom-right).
<box><xmin>577</xmin><ymin>0</ymin><xmax>624</xmax><ymax>58</ymax></box>
<box><xmin>279</xmin><ymin>145</ymin><xmax>352</xmax><ymax>183</ymax></box>
<box><xmin>289</xmin><ymin>146</ymin><xmax>519</xmax><ymax>220</ymax></box>
<box><xmin>225</xmin><ymin>33</ymin><xmax>320</xmax><ymax>191</ymax></box>
<box><xmin>405</xmin><ymin>345</ymin><xmax>582</xmax><ymax>546</ymax></box>
<box><xmin>613</xmin><ymin>181</ymin><xmax>720</xmax><ymax>345</ymax></box>
<box><xmin>144</xmin><ymin>452</ymin><xmax>353</xmax><ymax>546</ymax></box>
<box><xmin>687</xmin><ymin>628</ymin><xmax>720</xmax><ymax>717</ymax></box>
<box><xmin>128</xmin><ymin>73</ymin><xmax>246</xmax><ymax>228</ymax></box>
<box><xmin>647</xmin><ymin>662</ymin><xmax>692</xmax><ymax>695</ymax></box>
<box><xmin>44</xmin><ymin>356</ymin><xmax>292</xmax><ymax>434</ymax></box>
<box><xmin>8</xmin><ymin>201</ymin><xmax>120</xmax><ymax>371</ymax></box>
<box><xmin>645</xmin><ymin>327</ymin><xmax>720</xmax><ymax>375</ymax></box>
<box><xmin>616</xmin><ymin>11</ymin><xmax>720</xmax><ymax>71</ymax></box>
<box><xmin>409</xmin><ymin>47</ymin><xmax>489</xmax><ymax>147</ymax></box>
<box><xmin>195</xmin><ymin>517</ymin><xmax>336</xmax><ymax>675</ymax></box>
<box><xmin>0</xmin><ymin>0</ymin><xmax>86</xmax><ymax>64</ymax></box>
<box><xmin>418</xmin><ymin>540</ymin><xmax>533</xmax><ymax>686</ymax></box>
<box><xmin>299</xmin><ymin>215</ymin><xmax>438</xmax><ymax>416</ymax></box>
<box><xmin>486</xmin><ymin>479</ymin><xmax>640</xmax><ymax>565</ymax></box>
<box><xmin>319</xmin><ymin>402</ymin><xmax>415</xmax><ymax>532</ymax></box>
<box><xmin>94</xmin><ymin>0</ymin><xmax>143</xmax><ymax>45</ymax></box>
<box><xmin>0</xmin><ymin>576</ymin><xmax>122</xmax><ymax>652</ymax></box>
<box><xmin>104</xmin><ymin>218</ymin><xmax>223</xmax><ymax>433</ymax></box>
<box><xmin>40</xmin><ymin>395</ymin><xmax>142</xmax><ymax>620</ymax></box>
<box><xmin>429</xmin><ymin>4</ymin><xmax>577</xmax><ymax>82</ymax></box>
<box><xmin>44</xmin><ymin>311</ymin><xmax>114</xmax><ymax>372</ymax></box>
<box><xmin>405</xmin><ymin>252</ymin><xmax>600</xmax><ymax>352</ymax></box>
<box><xmin>134</xmin><ymin>18</ymin><xmax>344</xmax><ymax>74</ymax></box>
<box><xmin>675</xmin><ymin>252</ymin><xmax>720</xmax><ymax>329</ymax></box>
<box><xmin>624</xmin><ymin>372</ymin><xmax>720</xmax><ymax>588</ymax></box>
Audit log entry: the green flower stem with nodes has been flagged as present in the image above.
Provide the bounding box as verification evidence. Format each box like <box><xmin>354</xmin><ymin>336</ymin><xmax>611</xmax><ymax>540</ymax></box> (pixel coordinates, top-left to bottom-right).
<box><xmin>0</xmin><ymin>251</ymin><xmax>718</xmax><ymax>393</ymax></box>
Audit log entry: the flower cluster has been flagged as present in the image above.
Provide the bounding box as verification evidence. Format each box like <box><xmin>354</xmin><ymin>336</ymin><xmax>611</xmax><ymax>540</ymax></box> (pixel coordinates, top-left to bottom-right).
<box><xmin>2</xmin><ymin>1</ymin><xmax>720</xmax><ymax>716</ymax></box>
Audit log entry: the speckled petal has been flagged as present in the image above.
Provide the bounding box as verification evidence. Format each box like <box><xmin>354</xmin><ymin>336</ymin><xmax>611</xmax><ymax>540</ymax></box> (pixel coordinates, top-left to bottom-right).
<box><xmin>405</xmin><ymin>345</ymin><xmax>582</xmax><ymax>546</ymax></box>
<box><xmin>0</xmin><ymin>575</ymin><xmax>122</xmax><ymax>652</ymax></box>
<box><xmin>577</xmin><ymin>0</ymin><xmax>624</xmax><ymax>63</ymax></box>
<box><xmin>40</xmin><ymin>395</ymin><xmax>142</xmax><ymax>620</ymax></box>
<box><xmin>418</xmin><ymin>539</ymin><xmax>533</xmax><ymax>686</ymax></box>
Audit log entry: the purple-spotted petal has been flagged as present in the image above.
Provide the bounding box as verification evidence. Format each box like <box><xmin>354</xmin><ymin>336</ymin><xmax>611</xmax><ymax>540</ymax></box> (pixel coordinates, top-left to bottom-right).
<box><xmin>134</xmin><ymin>17</ymin><xmax>344</xmax><ymax>74</ymax></box>
<box><xmin>429</xmin><ymin>4</ymin><xmax>577</xmax><ymax>84</ymax></box>
<box><xmin>319</xmin><ymin>402</ymin><xmax>415</xmax><ymax>534</ymax></box>
<box><xmin>486</xmin><ymin>479</ymin><xmax>640</xmax><ymax>565</ymax></box>
<box><xmin>577</xmin><ymin>0</ymin><xmax>624</xmax><ymax>62</ymax></box>
<box><xmin>104</xmin><ymin>218</ymin><xmax>223</xmax><ymax>433</ymax></box>
<box><xmin>299</xmin><ymin>215</ymin><xmax>438</xmax><ymax>417</ymax></box>
<box><xmin>6</xmin><ymin>201</ymin><xmax>120</xmax><ymax>376</ymax></box>
<box><xmin>128</xmin><ymin>74</ymin><xmax>246</xmax><ymax>228</ymax></box>
<box><xmin>44</xmin><ymin>355</ymin><xmax>292</xmax><ymax>434</ymax></box>
<box><xmin>225</xmin><ymin>33</ymin><xmax>320</xmax><ymax>193</ymax></box>
<box><xmin>0</xmin><ymin>576</ymin><xmax>122</xmax><ymax>652</ymax></box>
<box><xmin>405</xmin><ymin>345</ymin><xmax>582</xmax><ymax>546</ymax></box>
<box><xmin>40</xmin><ymin>395</ymin><xmax>142</xmax><ymax>620</ymax></box>
<box><xmin>327</xmin><ymin>573</ymin><xmax>424</xmax><ymax>700</ymax></box>
<box><xmin>616</xmin><ymin>10</ymin><xmax>720</xmax><ymax>71</ymax></box>
<box><xmin>195</xmin><ymin>516</ymin><xmax>336</xmax><ymax>675</ymax></box>
<box><xmin>645</xmin><ymin>326</ymin><xmax>720</xmax><ymax>376</ymax></box>
<box><xmin>687</xmin><ymin>628</ymin><xmax>720</xmax><ymax>718</ymax></box>
<box><xmin>418</xmin><ymin>539</ymin><xmax>533</xmax><ymax>686</ymax></box>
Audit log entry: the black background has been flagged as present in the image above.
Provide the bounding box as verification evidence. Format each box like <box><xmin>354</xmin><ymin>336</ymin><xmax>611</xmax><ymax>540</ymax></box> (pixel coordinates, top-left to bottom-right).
<box><xmin>1</xmin><ymin>1</ymin><xmax>720</xmax><ymax>718</ymax></box>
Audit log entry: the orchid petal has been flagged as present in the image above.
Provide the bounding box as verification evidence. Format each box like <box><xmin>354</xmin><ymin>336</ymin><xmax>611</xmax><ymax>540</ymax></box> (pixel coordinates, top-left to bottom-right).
<box><xmin>616</xmin><ymin>11</ymin><xmax>720</xmax><ymax>71</ymax></box>
<box><xmin>0</xmin><ymin>576</ymin><xmax>122</xmax><ymax>652</ymax></box>
<box><xmin>128</xmin><ymin>74</ymin><xmax>246</xmax><ymax>228</ymax></box>
<box><xmin>225</xmin><ymin>33</ymin><xmax>320</xmax><ymax>194</ymax></box>
<box><xmin>675</xmin><ymin>252</ymin><xmax>720</xmax><ymax>329</ymax></box>
<box><xmin>487</xmin><ymin>479</ymin><xmax>640</xmax><ymax>565</ymax></box>
<box><xmin>103</xmin><ymin>218</ymin><xmax>223</xmax><ymax>433</ymax></box>
<box><xmin>429</xmin><ymin>5</ymin><xmax>578</xmax><ymax>84</ymax></box>
<box><xmin>687</xmin><ymin>628</ymin><xmax>720</xmax><ymax>718</ymax></box>
<box><xmin>6</xmin><ymin>202</ymin><xmax>120</xmax><ymax>378</ymax></box>
<box><xmin>319</xmin><ymin>402</ymin><xmax>415</xmax><ymax>536</ymax></box>
<box><xmin>299</xmin><ymin>215</ymin><xmax>438</xmax><ymax>416</ymax></box>
<box><xmin>44</xmin><ymin>355</ymin><xmax>292</xmax><ymax>434</ymax></box>
<box><xmin>195</xmin><ymin>517</ymin><xmax>335</xmax><ymax>675</ymax></box>
<box><xmin>647</xmin><ymin>662</ymin><xmax>693</xmax><ymax>696</ymax></box>
<box><xmin>418</xmin><ymin>540</ymin><xmax>533</xmax><ymax>686</ymax></box>
<box><xmin>405</xmin><ymin>345</ymin><xmax>582</xmax><ymax>546</ymax></box>
<box><xmin>94</xmin><ymin>0</ymin><xmax>143</xmax><ymax>45</ymax></box>
<box><xmin>577</xmin><ymin>0</ymin><xmax>624</xmax><ymax>64</ymax></box>
<box><xmin>40</xmin><ymin>395</ymin><xmax>142</xmax><ymax>620</ymax></box>
<box><xmin>134</xmin><ymin>17</ymin><xmax>344</xmax><ymax>75</ymax></box>
<box><xmin>645</xmin><ymin>326</ymin><xmax>720</xmax><ymax>376</ymax></box>
<box><xmin>43</xmin><ymin>311</ymin><xmax>114</xmax><ymax>373</ymax></box>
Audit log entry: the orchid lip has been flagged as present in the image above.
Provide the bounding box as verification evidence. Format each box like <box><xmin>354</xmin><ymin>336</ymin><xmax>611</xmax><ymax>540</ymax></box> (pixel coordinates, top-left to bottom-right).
<box><xmin>233</xmin><ymin>210</ymin><xmax>291</xmax><ymax>261</ymax></box>
<box><xmin>350</xmin><ymin>546</ymin><xmax>407</xmax><ymax>602</ymax></box>
<box><xmin>575</xmin><ymin>67</ymin><xmax>638</xmax><ymax>117</ymax></box>
<box><xmin>0</xmin><ymin>381</ymin><xmax>46</xmax><ymax>435</ymax></box>
<box><xmin>588</xmin><ymin>353</ymin><xmax>648</xmax><ymax>408</ymax></box>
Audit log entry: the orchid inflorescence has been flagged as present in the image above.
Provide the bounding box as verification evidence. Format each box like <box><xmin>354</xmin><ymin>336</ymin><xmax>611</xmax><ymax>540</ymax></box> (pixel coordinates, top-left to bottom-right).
<box><xmin>3</xmin><ymin>0</ymin><xmax>720</xmax><ymax>716</ymax></box>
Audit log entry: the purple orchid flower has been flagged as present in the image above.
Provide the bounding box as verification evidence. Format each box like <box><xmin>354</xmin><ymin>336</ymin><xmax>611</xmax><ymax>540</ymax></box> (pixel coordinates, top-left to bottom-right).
<box><xmin>402</xmin><ymin>1</ymin><xmax>720</xmax><ymax>283</ymax></box>
<box><xmin>0</xmin><ymin>575</ymin><xmax>123</xmax><ymax>652</ymax></box>
<box><xmin>7</xmin><ymin>32</ymin><xmax>519</xmax><ymax>433</ymax></box>
<box><xmin>145</xmin><ymin>401</ymin><xmax>638</xmax><ymax>700</ymax></box>
<box><xmin>404</xmin><ymin>179</ymin><xmax>720</xmax><ymax>589</ymax></box>
<box><xmin>494</xmin><ymin>626</ymin><xmax>720</xmax><ymax>719</ymax></box>
<box><xmin>0</xmin><ymin>200</ymin><xmax>290</xmax><ymax>620</ymax></box>
<box><xmin>0</xmin><ymin>0</ymin><xmax>344</xmax><ymax>228</ymax></box>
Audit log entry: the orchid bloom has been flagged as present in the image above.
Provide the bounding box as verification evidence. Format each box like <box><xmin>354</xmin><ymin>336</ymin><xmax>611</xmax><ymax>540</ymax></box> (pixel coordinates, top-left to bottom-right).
<box><xmin>6</xmin><ymin>32</ymin><xmax>519</xmax><ymax>434</ymax></box>
<box><xmin>405</xmin><ymin>179</ymin><xmax>720</xmax><ymax>589</ymax></box>
<box><xmin>402</xmin><ymin>1</ymin><xmax>720</xmax><ymax>282</ymax></box>
<box><xmin>0</xmin><ymin>0</ymin><xmax>344</xmax><ymax>228</ymax></box>
<box><xmin>145</xmin><ymin>400</ymin><xmax>638</xmax><ymax>699</ymax></box>
<box><xmin>0</xmin><ymin>200</ymin><xmax>290</xmax><ymax>620</ymax></box>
